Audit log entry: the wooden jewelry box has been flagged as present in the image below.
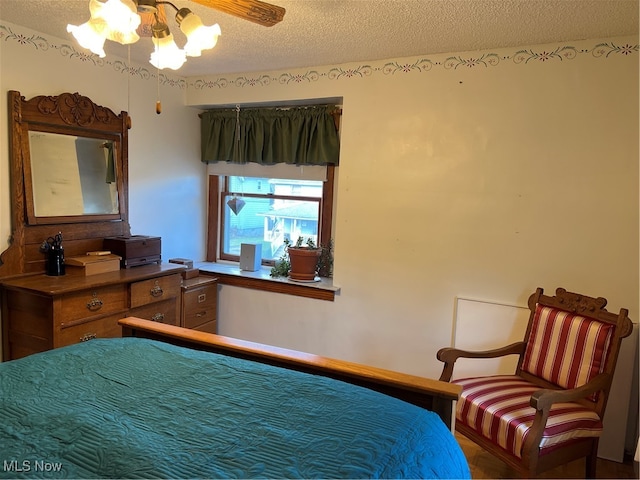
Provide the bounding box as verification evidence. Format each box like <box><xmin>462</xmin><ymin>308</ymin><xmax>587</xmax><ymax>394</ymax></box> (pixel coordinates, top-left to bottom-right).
<box><xmin>103</xmin><ymin>235</ymin><xmax>161</xmax><ymax>268</ymax></box>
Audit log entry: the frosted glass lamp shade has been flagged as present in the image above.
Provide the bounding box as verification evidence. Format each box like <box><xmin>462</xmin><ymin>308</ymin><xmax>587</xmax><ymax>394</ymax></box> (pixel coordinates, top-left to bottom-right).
<box><xmin>179</xmin><ymin>11</ymin><xmax>221</xmax><ymax>57</ymax></box>
<box><xmin>67</xmin><ymin>18</ymin><xmax>108</xmax><ymax>57</ymax></box>
<box><xmin>93</xmin><ymin>0</ymin><xmax>141</xmax><ymax>45</ymax></box>
<box><xmin>150</xmin><ymin>31</ymin><xmax>187</xmax><ymax>70</ymax></box>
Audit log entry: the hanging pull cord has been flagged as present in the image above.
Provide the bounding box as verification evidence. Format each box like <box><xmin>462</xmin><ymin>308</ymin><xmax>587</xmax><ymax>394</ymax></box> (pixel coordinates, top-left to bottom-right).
<box><xmin>155</xmin><ymin>13</ymin><xmax>162</xmax><ymax>115</ymax></box>
<box><xmin>235</xmin><ymin>104</ymin><xmax>240</xmax><ymax>143</ymax></box>
<box><xmin>156</xmin><ymin>68</ymin><xmax>162</xmax><ymax>114</ymax></box>
<box><xmin>234</xmin><ymin>104</ymin><xmax>241</xmax><ymax>162</ymax></box>
<box><xmin>127</xmin><ymin>45</ymin><xmax>131</xmax><ymax>121</ymax></box>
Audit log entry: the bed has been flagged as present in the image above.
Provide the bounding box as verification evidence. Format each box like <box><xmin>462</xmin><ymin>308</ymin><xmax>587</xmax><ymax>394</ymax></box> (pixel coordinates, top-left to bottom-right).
<box><xmin>0</xmin><ymin>317</ymin><xmax>470</xmax><ymax>479</ymax></box>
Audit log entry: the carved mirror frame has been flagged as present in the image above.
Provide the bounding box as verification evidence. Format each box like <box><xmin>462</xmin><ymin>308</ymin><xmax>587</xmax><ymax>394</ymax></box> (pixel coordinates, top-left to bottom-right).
<box><xmin>0</xmin><ymin>91</ymin><xmax>132</xmax><ymax>277</ymax></box>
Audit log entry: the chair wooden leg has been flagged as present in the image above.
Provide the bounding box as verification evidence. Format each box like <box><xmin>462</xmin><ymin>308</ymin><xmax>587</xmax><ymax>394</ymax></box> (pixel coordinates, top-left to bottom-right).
<box><xmin>585</xmin><ymin>440</ymin><xmax>599</xmax><ymax>479</ymax></box>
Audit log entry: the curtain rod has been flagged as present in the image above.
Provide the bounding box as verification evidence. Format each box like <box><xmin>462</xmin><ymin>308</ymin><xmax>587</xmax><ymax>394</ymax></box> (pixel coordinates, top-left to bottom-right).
<box><xmin>198</xmin><ymin>105</ymin><xmax>342</xmax><ymax>118</ymax></box>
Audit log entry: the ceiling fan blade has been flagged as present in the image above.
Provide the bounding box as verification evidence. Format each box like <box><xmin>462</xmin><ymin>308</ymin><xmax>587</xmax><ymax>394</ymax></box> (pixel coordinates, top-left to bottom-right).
<box><xmin>191</xmin><ymin>0</ymin><xmax>285</xmax><ymax>27</ymax></box>
<box><xmin>137</xmin><ymin>4</ymin><xmax>168</xmax><ymax>37</ymax></box>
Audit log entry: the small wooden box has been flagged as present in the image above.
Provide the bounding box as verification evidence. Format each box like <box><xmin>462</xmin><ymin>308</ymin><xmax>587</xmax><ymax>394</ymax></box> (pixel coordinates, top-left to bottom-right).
<box><xmin>182</xmin><ymin>268</ymin><xmax>200</xmax><ymax>279</ymax></box>
<box><xmin>103</xmin><ymin>235</ymin><xmax>161</xmax><ymax>268</ymax></box>
<box><xmin>65</xmin><ymin>254</ymin><xmax>122</xmax><ymax>276</ymax></box>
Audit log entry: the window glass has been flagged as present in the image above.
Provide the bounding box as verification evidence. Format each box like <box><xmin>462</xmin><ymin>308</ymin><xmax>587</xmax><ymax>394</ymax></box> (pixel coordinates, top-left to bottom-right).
<box><xmin>222</xmin><ymin>177</ymin><xmax>323</xmax><ymax>262</ymax></box>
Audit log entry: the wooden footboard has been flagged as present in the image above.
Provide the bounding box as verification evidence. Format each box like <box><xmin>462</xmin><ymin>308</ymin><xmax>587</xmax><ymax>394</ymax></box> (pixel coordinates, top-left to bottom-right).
<box><xmin>119</xmin><ymin>317</ymin><xmax>461</xmax><ymax>429</ymax></box>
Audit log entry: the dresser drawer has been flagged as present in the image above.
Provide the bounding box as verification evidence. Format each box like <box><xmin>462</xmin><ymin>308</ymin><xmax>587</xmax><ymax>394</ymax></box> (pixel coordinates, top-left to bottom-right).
<box><xmin>56</xmin><ymin>313</ymin><xmax>123</xmax><ymax>348</ymax></box>
<box><xmin>60</xmin><ymin>285</ymin><xmax>128</xmax><ymax>323</ymax></box>
<box><xmin>130</xmin><ymin>298</ymin><xmax>179</xmax><ymax>326</ymax></box>
<box><xmin>130</xmin><ymin>274</ymin><xmax>182</xmax><ymax>308</ymax></box>
<box><xmin>182</xmin><ymin>284</ymin><xmax>217</xmax><ymax>329</ymax></box>
<box><xmin>192</xmin><ymin>320</ymin><xmax>217</xmax><ymax>334</ymax></box>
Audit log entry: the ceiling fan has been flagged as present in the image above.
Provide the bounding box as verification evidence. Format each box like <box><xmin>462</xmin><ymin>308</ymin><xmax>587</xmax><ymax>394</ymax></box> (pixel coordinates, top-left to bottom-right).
<box><xmin>137</xmin><ymin>0</ymin><xmax>286</xmax><ymax>31</ymax></box>
<box><xmin>187</xmin><ymin>0</ymin><xmax>285</xmax><ymax>27</ymax></box>
<box><xmin>68</xmin><ymin>0</ymin><xmax>285</xmax><ymax>70</ymax></box>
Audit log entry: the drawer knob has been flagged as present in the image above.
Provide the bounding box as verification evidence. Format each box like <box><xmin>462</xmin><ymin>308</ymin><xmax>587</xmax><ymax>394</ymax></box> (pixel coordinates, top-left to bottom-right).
<box><xmin>150</xmin><ymin>281</ymin><xmax>164</xmax><ymax>297</ymax></box>
<box><xmin>86</xmin><ymin>293</ymin><xmax>103</xmax><ymax>311</ymax></box>
<box><xmin>196</xmin><ymin>311</ymin><xmax>207</xmax><ymax>317</ymax></box>
<box><xmin>80</xmin><ymin>333</ymin><xmax>97</xmax><ymax>342</ymax></box>
<box><xmin>151</xmin><ymin>313</ymin><xmax>165</xmax><ymax>323</ymax></box>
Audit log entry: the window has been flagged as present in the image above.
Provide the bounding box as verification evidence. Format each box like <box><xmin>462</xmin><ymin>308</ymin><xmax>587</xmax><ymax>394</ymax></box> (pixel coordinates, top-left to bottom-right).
<box><xmin>202</xmin><ymin>104</ymin><xmax>340</xmax><ymax>273</ymax></box>
<box><xmin>207</xmin><ymin>165</ymin><xmax>335</xmax><ymax>266</ymax></box>
<box><xmin>222</xmin><ymin>176</ymin><xmax>321</xmax><ymax>262</ymax></box>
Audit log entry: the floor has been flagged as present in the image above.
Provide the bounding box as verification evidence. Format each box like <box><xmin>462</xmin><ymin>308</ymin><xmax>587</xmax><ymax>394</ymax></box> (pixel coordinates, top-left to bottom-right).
<box><xmin>456</xmin><ymin>434</ymin><xmax>638</xmax><ymax>479</ymax></box>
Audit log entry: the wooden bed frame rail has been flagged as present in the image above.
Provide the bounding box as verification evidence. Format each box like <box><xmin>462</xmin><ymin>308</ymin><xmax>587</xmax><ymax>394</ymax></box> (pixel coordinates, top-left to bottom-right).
<box><xmin>119</xmin><ymin>317</ymin><xmax>461</xmax><ymax>429</ymax></box>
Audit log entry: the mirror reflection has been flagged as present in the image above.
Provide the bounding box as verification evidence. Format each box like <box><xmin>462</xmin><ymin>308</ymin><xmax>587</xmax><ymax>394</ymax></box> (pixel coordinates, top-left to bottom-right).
<box><xmin>29</xmin><ymin>131</ymin><xmax>119</xmax><ymax>217</ymax></box>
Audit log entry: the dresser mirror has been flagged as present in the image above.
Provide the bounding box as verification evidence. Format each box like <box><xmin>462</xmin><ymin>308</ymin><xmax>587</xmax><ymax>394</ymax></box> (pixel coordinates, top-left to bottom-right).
<box><xmin>0</xmin><ymin>90</ymin><xmax>131</xmax><ymax>276</ymax></box>
<box><xmin>28</xmin><ymin>131</ymin><xmax>120</xmax><ymax>218</ymax></box>
<box><xmin>11</xmin><ymin>91</ymin><xmax>129</xmax><ymax>225</ymax></box>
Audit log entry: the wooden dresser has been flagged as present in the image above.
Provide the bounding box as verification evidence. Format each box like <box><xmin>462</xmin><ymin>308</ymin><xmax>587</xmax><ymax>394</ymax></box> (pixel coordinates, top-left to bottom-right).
<box><xmin>1</xmin><ymin>264</ymin><xmax>185</xmax><ymax>361</ymax></box>
<box><xmin>181</xmin><ymin>276</ymin><xmax>218</xmax><ymax>333</ymax></box>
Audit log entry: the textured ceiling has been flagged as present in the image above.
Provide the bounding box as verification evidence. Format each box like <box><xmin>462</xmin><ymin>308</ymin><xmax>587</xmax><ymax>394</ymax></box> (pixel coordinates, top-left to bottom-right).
<box><xmin>0</xmin><ymin>0</ymin><xmax>638</xmax><ymax>77</ymax></box>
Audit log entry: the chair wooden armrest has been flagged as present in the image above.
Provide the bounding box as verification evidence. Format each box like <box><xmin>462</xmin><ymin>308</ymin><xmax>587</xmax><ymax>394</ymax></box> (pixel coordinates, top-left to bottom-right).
<box><xmin>529</xmin><ymin>373</ymin><xmax>611</xmax><ymax>412</ymax></box>
<box><xmin>437</xmin><ymin>342</ymin><xmax>526</xmax><ymax>381</ymax></box>
<box><xmin>522</xmin><ymin>373</ymin><xmax>610</xmax><ymax>465</ymax></box>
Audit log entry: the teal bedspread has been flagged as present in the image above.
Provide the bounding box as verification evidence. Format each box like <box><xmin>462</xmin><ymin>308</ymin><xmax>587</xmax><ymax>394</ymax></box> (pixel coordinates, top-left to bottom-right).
<box><xmin>0</xmin><ymin>338</ymin><xmax>470</xmax><ymax>479</ymax></box>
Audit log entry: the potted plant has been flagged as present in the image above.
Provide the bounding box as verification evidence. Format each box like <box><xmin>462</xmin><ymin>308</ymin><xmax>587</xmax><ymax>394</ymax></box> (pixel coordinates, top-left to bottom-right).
<box><xmin>287</xmin><ymin>237</ymin><xmax>321</xmax><ymax>281</ymax></box>
<box><xmin>271</xmin><ymin>237</ymin><xmax>333</xmax><ymax>281</ymax></box>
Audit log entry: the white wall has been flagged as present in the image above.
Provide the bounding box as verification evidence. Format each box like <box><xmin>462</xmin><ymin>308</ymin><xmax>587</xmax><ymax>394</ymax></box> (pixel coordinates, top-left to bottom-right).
<box><xmin>0</xmin><ymin>21</ymin><xmax>207</xmax><ymax>264</ymax></box>
<box><xmin>187</xmin><ymin>38</ymin><xmax>639</xmax><ymax>458</ymax></box>
<box><xmin>186</xmin><ymin>37</ymin><xmax>639</xmax><ymax>375</ymax></box>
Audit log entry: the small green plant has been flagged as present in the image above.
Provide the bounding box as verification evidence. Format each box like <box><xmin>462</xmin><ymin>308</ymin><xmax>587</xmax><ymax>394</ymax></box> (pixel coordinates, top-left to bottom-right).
<box><xmin>292</xmin><ymin>236</ymin><xmax>316</xmax><ymax>248</ymax></box>
<box><xmin>317</xmin><ymin>238</ymin><xmax>334</xmax><ymax>278</ymax></box>
<box><xmin>270</xmin><ymin>238</ymin><xmax>292</xmax><ymax>277</ymax></box>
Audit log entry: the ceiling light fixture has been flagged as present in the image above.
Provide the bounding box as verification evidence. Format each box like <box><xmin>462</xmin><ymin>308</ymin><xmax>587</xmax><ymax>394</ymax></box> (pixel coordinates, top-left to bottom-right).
<box><xmin>67</xmin><ymin>0</ymin><xmax>221</xmax><ymax>71</ymax></box>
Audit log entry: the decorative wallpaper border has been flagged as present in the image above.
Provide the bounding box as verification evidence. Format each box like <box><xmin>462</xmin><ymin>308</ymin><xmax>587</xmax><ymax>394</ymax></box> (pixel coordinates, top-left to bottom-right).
<box><xmin>1</xmin><ymin>22</ymin><xmax>637</xmax><ymax>93</ymax></box>
<box><xmin>0</xmin><ymin>24</ymin><xmax>186</xmax><ymax>89</ymax></box>
<box><xmin>192</xmin><ymin>41</ymin><xmax>638</xmax><ymax>91</ymax></box>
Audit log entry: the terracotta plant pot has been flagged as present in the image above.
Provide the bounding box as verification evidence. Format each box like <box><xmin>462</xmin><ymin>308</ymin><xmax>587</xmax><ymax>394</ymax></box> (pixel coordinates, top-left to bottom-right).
<box><xmin>288</xmin><ymin>247</ymin><xmax>321</xmax><ymax>281</ymax></box>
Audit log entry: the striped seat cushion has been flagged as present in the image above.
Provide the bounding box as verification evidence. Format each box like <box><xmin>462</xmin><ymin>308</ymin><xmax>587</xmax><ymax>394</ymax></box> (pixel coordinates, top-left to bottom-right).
<box><xmin>521</xmin><ymin>304</ymin><xmax>614</xmax><ymax>401</ymax></box>
<box><xmin>454</xmin><ymin>375</ymin><xmax>603</xmax><ymax>458</ymax></box>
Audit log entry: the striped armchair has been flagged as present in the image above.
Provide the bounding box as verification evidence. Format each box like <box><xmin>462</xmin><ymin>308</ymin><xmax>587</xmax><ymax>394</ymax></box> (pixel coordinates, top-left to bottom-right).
<box><xmin>438</xmin><ymin>287</ymin><xmax>633</xmax><ymax>478</ymax></box>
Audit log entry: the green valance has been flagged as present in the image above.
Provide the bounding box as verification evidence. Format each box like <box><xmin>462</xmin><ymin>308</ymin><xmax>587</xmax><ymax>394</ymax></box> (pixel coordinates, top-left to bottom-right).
<box><xmin>201</xmin><ymin>105</ymin><xmax>340</xmax><ymax>166</ymax></box>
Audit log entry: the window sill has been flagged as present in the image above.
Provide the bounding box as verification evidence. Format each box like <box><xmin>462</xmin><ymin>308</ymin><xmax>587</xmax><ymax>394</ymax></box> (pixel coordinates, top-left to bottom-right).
<box><xmin>194</xmin><ymin>262</ymin><xmax>340</xmax><ymax>301</ymax></box>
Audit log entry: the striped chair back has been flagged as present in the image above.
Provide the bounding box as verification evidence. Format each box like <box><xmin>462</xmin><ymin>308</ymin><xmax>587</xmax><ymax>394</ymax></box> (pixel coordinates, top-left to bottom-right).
<box><xmin>521</xmin><ymin>304</ymin><xmax>614</xmax><ymax>401</ymax></box>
